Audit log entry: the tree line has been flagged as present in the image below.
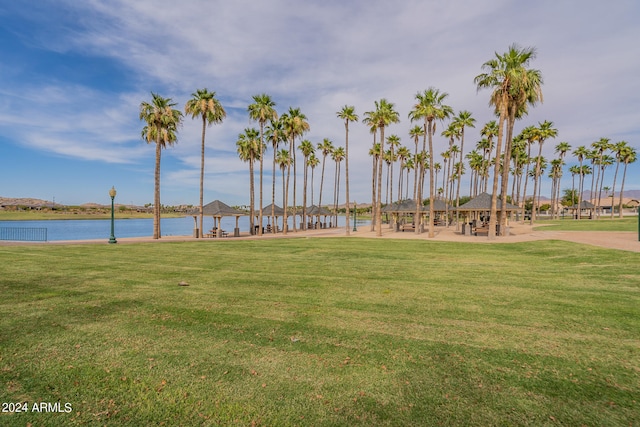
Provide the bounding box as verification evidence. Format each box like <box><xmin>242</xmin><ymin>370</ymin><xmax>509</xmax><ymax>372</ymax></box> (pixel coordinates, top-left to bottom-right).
<box><xmin>139</xmin><ymin>44</ymin><xmax>636</xmax><ymax>239</ymax></box>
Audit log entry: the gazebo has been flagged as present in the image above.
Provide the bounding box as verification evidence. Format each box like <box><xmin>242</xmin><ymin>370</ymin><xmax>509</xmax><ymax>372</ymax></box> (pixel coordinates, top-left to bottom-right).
<box><xmin>569</xmin><ymin>200</ymin><xmax>596</xmax><ymax>219</ymax></box>
<box><xmin>456</xmin><ymin>192</ymin><xmax>519</xmax><ymax>235</ymax></box>
<box><xmin>200</xmin><ymin>200</ymin><xmax>246</xmax><ymax>237</ymax></box>
<box><xmin>262</xmin><ymin>204</ymin><xmax>285</xmax><ymax>233</ymax></box>
<box><xmin>307</xmin><ymin>205</ymin><xmax>334</xmax><ymax>229</ymax></box>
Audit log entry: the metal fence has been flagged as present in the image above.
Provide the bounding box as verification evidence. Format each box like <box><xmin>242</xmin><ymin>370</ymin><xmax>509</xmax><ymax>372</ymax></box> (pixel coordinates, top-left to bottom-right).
<box><xmin>0</xmin><ymin>227</ymin><xmax>48</xmax><ymax>242</ymax></box>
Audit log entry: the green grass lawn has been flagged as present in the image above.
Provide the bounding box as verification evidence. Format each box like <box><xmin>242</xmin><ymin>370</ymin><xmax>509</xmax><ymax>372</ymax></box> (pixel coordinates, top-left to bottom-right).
<box><xmin>1</xmin><ymin>238</ymin><xmax>638</xmax><ymax>426</ymax></box>
<box><xmin>534</xmin><ymin>216</ymin><xmax>638</xmax><ymax>232</ymax></box>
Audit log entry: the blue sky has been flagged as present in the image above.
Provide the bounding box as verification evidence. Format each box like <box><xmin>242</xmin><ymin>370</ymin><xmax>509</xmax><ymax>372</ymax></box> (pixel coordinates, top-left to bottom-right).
<box><xmin>1</xmin><ymin>0</ymin><xmax>638</xmax><ymax>207</ymax></box>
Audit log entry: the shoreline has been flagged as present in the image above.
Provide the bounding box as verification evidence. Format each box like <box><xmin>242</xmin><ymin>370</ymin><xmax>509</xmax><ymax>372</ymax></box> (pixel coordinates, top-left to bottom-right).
<box><xmin>2</xmin><ymin>222</ymin><xmax>638</xmax><ymax>252</ymax></box>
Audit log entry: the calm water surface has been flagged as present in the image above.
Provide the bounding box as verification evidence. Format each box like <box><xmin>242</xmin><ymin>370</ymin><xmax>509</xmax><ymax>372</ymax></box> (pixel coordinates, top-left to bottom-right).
<box><xmin>0</xmin><ymin>215</ymin><xmax>360</xmax><ymax>241</ymax></box>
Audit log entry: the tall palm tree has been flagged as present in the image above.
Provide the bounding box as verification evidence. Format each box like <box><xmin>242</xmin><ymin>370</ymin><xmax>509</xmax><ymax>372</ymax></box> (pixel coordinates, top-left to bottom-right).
<box><xmin>298</xmin><ymin>139</ymin><xmax>315</xmax><ymax>229</ymax></box>
<box><xmin>475</xmin><ymin>44</ymin><xmax>542</xmax><ymax>237</ymax></box>
<box><xmin>572</xmin><ymin>145</ymin><xmax>589</xmax><ymax>219</ymax></box>
<box><xmin>591</xmin><ymin>137</ymin><xmax>611</xmax><ymax>219</ymax></box>
<box><xmin>332</xmin><ymin>147</ymin><xmax>346</xmax><ymax>227</ymax></box>
<box><xmin>308</xmin><ymin>154</ymin><xmax>319</xmax><ymax>208</ymax></box>
<box><xmin>404</xmin><ymin>157</ymin><xmax>414</xmax><ymax>200</ymax></box>
<box><xmin>530</xmin><ymin>120</ymin><xmax>557</xmax><ymax>224</ymax></box>
<box><xmin>396</xmin><ymin>146</ymin><xmax>411</xmax><ymax>201</ymax></box>
<box><xmin>248</xmin><ymin>94</ymin><xmax>278</xmax><ymax>235</ymax></box>
<box><xmin>337</xmin><ymin>105</ymin><xmax>358</xmax><ymax>236</ymax></box>
<box><xmin>317</xmin><ymin>138</ymin><xmax>334</xmax><ymax>211</ymax></box>
<box><xmin>276</xmin><ymin>149</ymin><xmax>291</xmax><ymax>230</ymax></box>
<box><xmin>433</xmin><ymin>162</ymin><xmax>442</xmax><ymax>199</ymax></box>
<box><xmin>617</xmin><ymin>146</ymin><xmax>637</xmax><ymax>218</ymax></box>
<box><xmin>236</xmin><ymin>128</ymin><xmax>261</xmax><ymax>234</ymax></box>
<box><xmin>185</xmin><ymin>88</ymin><xmax>226</xmax><ymax>238</ymax></box>
<box><xmin>553</xmin><ymin>141</ymin><xmax>571</xmax><ymax>218</ymax></box>
<box><xmin>368</xmin><ymin>142</ymin><xmax>382</xmax><ymax>231</ymax></box>
<box><xmin>596</xmin><ymin>154</ymin><xmax>614</xmax><ymax>217</ymax></box>
<box><xmin>281</xmin><ymin>108</ymin><xmax>310</xmax><ymax>232</ymax></box>
<box><xmin>140</xmin><ymin>93</ymin><xmax>183</xmax><ymax>239</ymax></box>
<box><xmin>386</xmin><ymin>134</ymin><xmax>401</xmax><ymax>209</ymax></box>
<box><xmin>409</xmin><ymin>125</ymin><xmax>425</xmax><ymax>202</ymax></box>
<box><xmin>265</xmin><ymin>118</ymin><xmax>285</xmax><ymax>231</ymax></box>
<box><xmin>610</xmin><ymin>141</ymin><xmax>628</xmax><ymax>218</ymax></box>
<box><xmin>441</xmin><ymin>123</ymin><xmax>460</xmax><ymax>204</ymax></box>
<box><xmin>370</xmin><ymin>99</ymin><xmax>400</xmax><ymax>237</ymax></box>
<box><xmin>362</xmin><ymin>111</ymin><xmax>380</xmax><ymax>231</ymax></box>
<box><xmin>409</xmin><ymin>88</ymin><xmax>453</xmax><ymax>237</ymax></box>
<box><xmin>452</xmin><ymin>110</ymin><xmax>476</xmax><ymax>228</ymax></box>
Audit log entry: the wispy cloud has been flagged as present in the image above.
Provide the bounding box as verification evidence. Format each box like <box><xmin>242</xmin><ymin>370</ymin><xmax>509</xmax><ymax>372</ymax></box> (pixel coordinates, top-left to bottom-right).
<box><xmin>1</xmin><ymin>0</ymin><xmax>639</xmax><ymax>204</ymax></box>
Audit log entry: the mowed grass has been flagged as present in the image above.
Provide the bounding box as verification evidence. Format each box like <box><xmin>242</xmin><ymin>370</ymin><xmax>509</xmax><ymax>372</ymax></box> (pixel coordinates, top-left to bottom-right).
<box><xmin>0</xmin><ymin>238</ymin><xmax>638</xmax><ymax>426</ymax></box>
<box><xmin>534</xmin><ymin>216</ymin><xmax>638</xmax><ymax>232</ymax></box>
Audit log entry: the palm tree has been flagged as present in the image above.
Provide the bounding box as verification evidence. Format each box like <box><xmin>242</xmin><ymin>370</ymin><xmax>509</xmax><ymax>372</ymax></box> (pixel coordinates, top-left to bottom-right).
<box><xmin>298</xmin><ymin>139</ymin><xmax>315</xmax><ymax>229</ymax></box>
<box><xmin>530</xmin><ymin>120</ymin><xmax>557</xmax><ymax>224</ymax></box>
<box><xmin>610</xmin><ymin>141</ymin><xmax>629</xmax><ymax>218</ymax></box>
<box><xmin>617</xmin><ymin>146</ymin><xmax>637</xmax><ymax>218</ymax></box>
<box><xmin>409</xmin><ymin>125</ymin><xmax>425</xmax><ymax>202</ymax></box>
<box><xmin>409</xmin><ymin>88</ymin><xmax>453</xmax><ymax>237</ymax></box>
<box><xmin>236</xmin><ymin>128</ymin><xmax>261</xmax><ymax>234</ymax></box>
<box><xmin>433</xmin><ymin>162</ymin><xmax>442</xmax><ymax>199</ymax></box>
<box><xmin>396</xmin><ymin>146</ymin><xmax>411</xmax><ymax>201</ymax></box>
<box><xmin>276</xmin><ymin>149</ymin><xmax>291</xmax><ymax>230</ymax></box>
<box><xmin>552</xmin><ymin>141</ymin><xmax>571</xmax><ymax>219</ymax></box>
<box><xmin>140</xmin><ymin>93</ymin><xmax>183</xmax><ymax>239</ymax></box>
<box><xmin>441</xmin><ymin>123</ymin><xmax>460</xmax><ymax>205</ymax></box>
<box><xmin>596</xmin><ymin>154</ymin><xmax>614</xmax><ymax>217</ymax></box>
<box><xmin>363</xmin><ymin>111</ymin><xmax>379</xmax><ymax>231</ymax></box>
<box><xmin>452</xmin><ymin>110</ymin><xmax>476</xmax><ymax>228</ymax></box>
<box><xmin>317</xmin><ymin>138</ymin><xmax>334</xmax><ymax>211</ymax></box>
<box><xmin>386</xmin><ymin>134</ymin><xmax>401</xmax><ymax>209</ymax></box>
<box><xmin>308</xmin><ymin>154</ymin><xmax>319</xmax><ymax>208</ymax></box>
<box><xmin>281</xmin><ymin>108</ymin><xmax>310</xmax><ymax>232</ymax></box>
<box><xmin>332</xmin><ymin>147</ymin><xmax>346</xmax><ymax>227</ymax></box>
<box><xmin>404</xmin><ymin>158</ymin><xmax>414</xmax><ymax>200</ymax></box>
<box><xmin>591</xmin><ymin>137</ymin><xmax>611</xmax><ymax>219</ymax></box>
<box><xmin>337</xmin><ymin>105</ymin><xmax>358</xmax><ymax>236</ymax></box>
<box><xmin>185</xmin><ymin>89</ymin><xmax>226</xmax><ymax>238</ymax></box>
<box><xmin>368</xmin><ymin>142</ymin><xmax>381</xmax><ymax>231</ymax></box>
<box><xmin>370</xmin><ymin>99</ymin><xmax>400</xmax><ymax>237</ymax></box>
<box><xmin>475</xmin><ymin>44</ymin><xmax>543</xmax><ymax>237</ymax></box>
<box><xmin>265</xmin><ymin>118</ymin><xmax>285</xmax><ymax>231</ymax></box>
<box><xmin>549</xmin><ymin>158</ymin><xmax>564</xmax><ymax>218</ymax></box>
<box><xmin>248</xmin><ymin>94</ymin><xmax>278</xmax><ymax>235</ymax></box>
<box><xmin>572</xmin><ymin>145</ymin><xmax>589</xmax><ymax>219</ymax></box>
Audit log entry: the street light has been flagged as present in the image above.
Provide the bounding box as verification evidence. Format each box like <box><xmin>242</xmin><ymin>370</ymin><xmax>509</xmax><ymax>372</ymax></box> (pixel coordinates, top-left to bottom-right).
<box><xmin>109</xmin><ymin>186</ymin><xmax>117</xmax><ymax>244</ymax></box>
<box><xmin>352</xmin><ymin>201</ymin><xmax>357</xmax><ymax>232</ymax></box>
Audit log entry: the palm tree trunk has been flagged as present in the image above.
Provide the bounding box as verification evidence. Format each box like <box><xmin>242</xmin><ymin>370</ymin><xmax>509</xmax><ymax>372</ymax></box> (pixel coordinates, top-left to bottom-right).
<box><xmin>488</xmin><ymin>104</ymin><xmax>507</xmax><ymax>239</ymax></box>
<box><xmin>272</xmin><ymin>145</ymin><xmax>277</xmax><ymax>233</ymax></box>
<box><xmin>199</xmin><ymin>116</ymin><xmax>206</xmax><ymax>238</ymax></box>
<box><xmin>292</xmin><ymin>137</ymin><xmax>298</xmax><ymax>232</ymax></box>
<box><xmin>530</xmin><ymin>142</ymin><xmax>544</xmax><ymax>225</ymax></box>
<box><xmin>576</xmin><ymin>160</ymin><xmax>584</xmax><ymax>220</ymax></box>
<box><xmin>344</xmin><ymin>121</ymin><xmax>351</xmax><ymax>236</ymax></box>
<box><xmin>154</xmin><ymin>141</ymin><xmax>162</xmax><ymax>239</ymax></box>
<box><xmin>302</xmin><ymin>156</ymin><xmax>308</xmax><ymax>230</ymax></box>
<box><xmin>377</xmin><ymin>127</ymin><xmax>385</xmax><ymax>237</ymax></box>
<box><xmin>618</xmin><ymin>162</ymin><xmax>628</xmax><ymax>218</ymax></box>
<box><xmin>284</xmin><ymin>149</ymin><xmax>291</xmax><ymax>235</ymax></box>
<box><xmin>427</xmin><ymin>121</ymin><xmax>436</xmax><ymax>238</ymax></box>
<box><xmin>258</xmin><ymin>123</ymin><xmax>264</xmax><ymax>235</ymax></box>
<box><xmin>610</xmin><ymin>160</ymin><xmax>620</xmax><ymax>219</ymax></box>
<box><xmin>520</xmin><ymin>146</ymin><xmax>532</xmax><ymax>223</ymax></box>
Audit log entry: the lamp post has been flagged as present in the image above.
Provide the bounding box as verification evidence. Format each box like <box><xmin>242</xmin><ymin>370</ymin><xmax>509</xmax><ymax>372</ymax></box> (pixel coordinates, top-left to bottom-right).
<box><xmin>109</xmin><ymin>186</ymin><xmax>117</xmax><ymax>244</ymax></box>
<box><xmin>352</xmin><ymin>201</ymin><xmax>357</xmax><ymax>232</ymax></box>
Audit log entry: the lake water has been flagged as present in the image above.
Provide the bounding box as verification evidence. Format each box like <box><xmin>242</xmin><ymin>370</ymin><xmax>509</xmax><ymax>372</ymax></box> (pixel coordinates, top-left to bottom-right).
<box><xmin>0</xmin><ymin>215</ymin><xmax>364</xmax><ymax>241</ymax></box>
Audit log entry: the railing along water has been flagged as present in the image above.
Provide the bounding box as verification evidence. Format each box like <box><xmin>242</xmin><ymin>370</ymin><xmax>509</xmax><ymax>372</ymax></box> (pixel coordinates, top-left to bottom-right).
<box><xmin>0</xmin><ymin>227</ymin><xmax>48</xmax><ymax>242</ymax></box>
